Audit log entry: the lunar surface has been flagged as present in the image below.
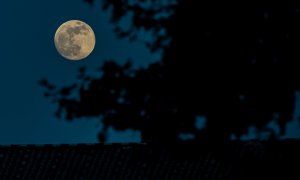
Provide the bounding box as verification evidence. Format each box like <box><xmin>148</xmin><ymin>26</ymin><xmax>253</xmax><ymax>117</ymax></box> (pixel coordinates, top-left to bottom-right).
<box><xmin>54</xmin><ymin>20</ymin><xmax>95</xmax><ymax>60</ymax></box>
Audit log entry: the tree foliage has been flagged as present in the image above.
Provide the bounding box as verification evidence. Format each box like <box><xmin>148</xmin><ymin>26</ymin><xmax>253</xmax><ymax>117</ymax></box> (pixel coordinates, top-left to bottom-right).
<box><xmin>41</xmin><ymin>1</ymin><xmax>300</xmax><ymax>143</ymax></box>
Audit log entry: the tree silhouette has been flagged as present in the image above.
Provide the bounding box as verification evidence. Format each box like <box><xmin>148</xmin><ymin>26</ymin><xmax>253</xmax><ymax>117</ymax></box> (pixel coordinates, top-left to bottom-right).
<box><xmin>41</xmin><ymin>1</ymin><xmax>300</xmax><ymax>144</ymax></box>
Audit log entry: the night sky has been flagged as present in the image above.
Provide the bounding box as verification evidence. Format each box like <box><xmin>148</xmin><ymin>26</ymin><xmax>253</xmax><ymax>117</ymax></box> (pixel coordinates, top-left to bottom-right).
<box><xmin>0</xmin><ymin>0</ymin><xmax>300</xmax><ymax>145</ymax></box>
<box><xmin>0</xmin><ymin>0</ymin><xmax>160</xmax><ymax>144</ymax></box>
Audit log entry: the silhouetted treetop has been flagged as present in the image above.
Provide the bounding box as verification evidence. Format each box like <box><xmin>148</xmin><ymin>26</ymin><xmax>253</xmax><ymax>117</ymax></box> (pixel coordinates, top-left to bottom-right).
<box><xmin>86</xmin><ymin>0</ymin><xmax>176</xmax><ymax>52</ymax></box>
<box><xmin>41</xmin><ymin>1</ymin><xmax>300</xmax><ymax>143</ymax></box>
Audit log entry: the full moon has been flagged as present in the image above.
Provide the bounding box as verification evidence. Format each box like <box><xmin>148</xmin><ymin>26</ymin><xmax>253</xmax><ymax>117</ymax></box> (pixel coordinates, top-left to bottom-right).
<box><xmin>54</xmin><ymin>20</ymin><xmax>96</xmax><ymax>60</ymax></box>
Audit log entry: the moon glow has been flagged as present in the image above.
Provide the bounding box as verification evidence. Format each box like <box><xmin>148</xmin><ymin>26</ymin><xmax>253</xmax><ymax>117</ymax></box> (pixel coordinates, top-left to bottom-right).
<box><xmin>54</xmin><ymin>20</ymin><xmax>95</xmax><ymax>60</ymax></box>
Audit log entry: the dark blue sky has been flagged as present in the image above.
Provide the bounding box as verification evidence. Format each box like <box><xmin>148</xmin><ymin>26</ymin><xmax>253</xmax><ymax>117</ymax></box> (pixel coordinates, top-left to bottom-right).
<box><xmin>0</xmin><ymin>0</ymin><xmax>160</xmax><ymax>144</ymax></box>
<box><xmin>0</xmin><ymin>0</ymin><xmax>299</xmax><ymax>145</ymax></box>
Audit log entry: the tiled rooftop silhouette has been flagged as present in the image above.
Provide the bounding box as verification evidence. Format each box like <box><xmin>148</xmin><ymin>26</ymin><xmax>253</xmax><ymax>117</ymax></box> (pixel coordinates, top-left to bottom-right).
<box><xmin>1</xmin><ymin>141</ymin><xmax>300</xmax><ymax>179</ymax></box>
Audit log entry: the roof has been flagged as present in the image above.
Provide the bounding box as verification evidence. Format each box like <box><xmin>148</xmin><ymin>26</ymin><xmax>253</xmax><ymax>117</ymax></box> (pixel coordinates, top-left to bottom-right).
<box><xmin>0</xmin><ymin>141</ymin><xmax>300</xmax><ymax>179</ymax></box>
